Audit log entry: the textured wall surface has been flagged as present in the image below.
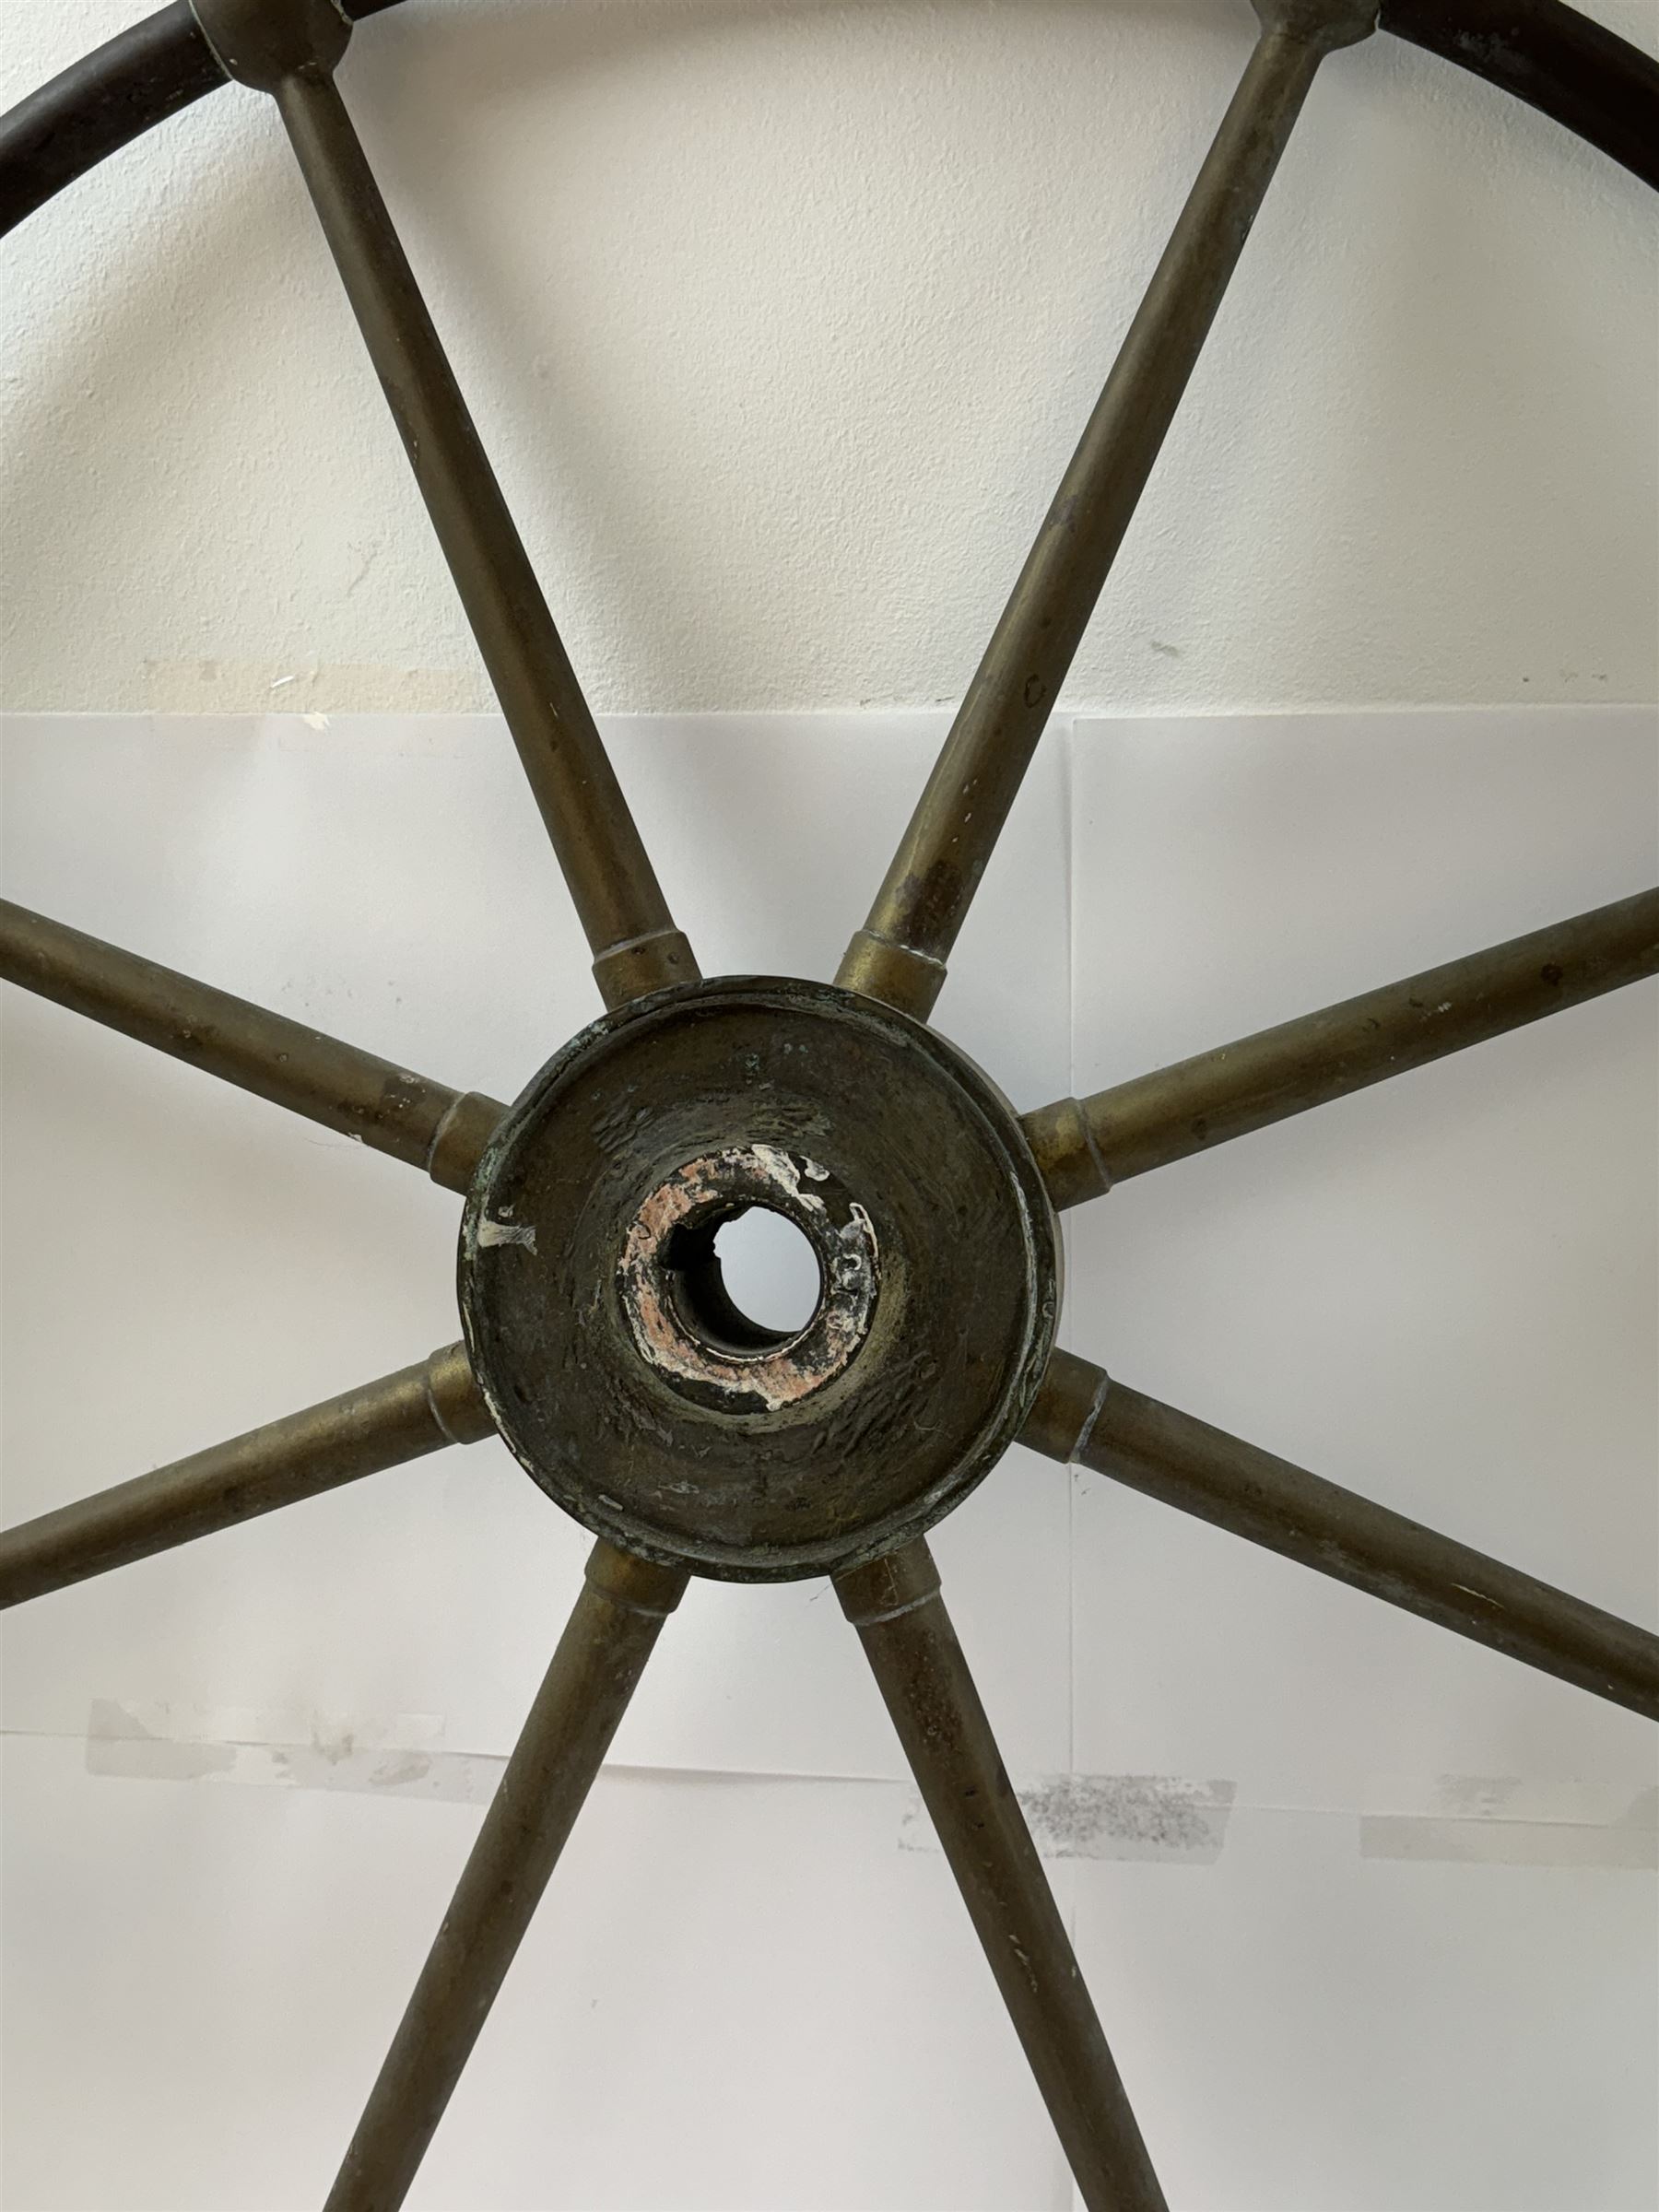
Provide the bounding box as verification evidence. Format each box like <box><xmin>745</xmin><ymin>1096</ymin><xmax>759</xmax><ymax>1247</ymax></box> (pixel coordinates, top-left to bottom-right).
<box><xmin>1</xmin><ymin>0</ymin><xmax>1655</xmax><ymax>717</ymax></box>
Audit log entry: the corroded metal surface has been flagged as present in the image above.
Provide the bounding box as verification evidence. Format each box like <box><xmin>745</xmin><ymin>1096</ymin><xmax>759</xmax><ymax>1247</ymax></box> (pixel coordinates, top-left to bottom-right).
<box><xmin>459</xmin><ymin>978</ymin><xmax>1059</xmax><ymax>1579</ymax></box>
<box><xmin>618</xmin><ymin>1143</ymin><xmax>879</xmax><ymax>1413</ymax></box>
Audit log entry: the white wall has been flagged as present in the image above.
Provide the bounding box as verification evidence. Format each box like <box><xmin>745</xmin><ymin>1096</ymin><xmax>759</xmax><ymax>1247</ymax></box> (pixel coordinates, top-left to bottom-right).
<box><xmin>4</xmin><ymin>706</ymin><xmax>1655</xmax><ymax>2209</ymax></box>
<box><xmin>2</xmin><ymin>0</ymin><xmax>1655</xmax><ymax>718</ymax></box>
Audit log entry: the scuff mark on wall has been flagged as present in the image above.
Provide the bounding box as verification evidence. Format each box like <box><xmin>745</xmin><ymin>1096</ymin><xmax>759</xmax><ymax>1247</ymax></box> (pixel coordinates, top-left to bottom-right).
<box><xmin>54</xmin><ymin>1706</ymin><xmax>1659</xmax><ymax>1872</ymax></box>
<box><xmin>900</xmin><ymin>1773</ymin><xmax>1237</xmax><ymax>1864</ymax></box>
<box><xmin>1359</xmin><ymin>1776</ymin><xmax>1658</xmax><ymax>1869</ymax></box>
<box><xmin>82</xmin><ymin>1699</ymin><xmax>499</xmax><ymax>1805</ymax></box>
<box><xmin>140</xmin><ymin>660</ymin><xmax>490</xmax><ymax>714</ymax></box>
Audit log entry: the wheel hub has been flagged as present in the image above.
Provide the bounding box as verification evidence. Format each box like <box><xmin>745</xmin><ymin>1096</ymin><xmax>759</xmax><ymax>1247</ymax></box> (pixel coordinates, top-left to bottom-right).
<box><xmin>458</xmin><ymin>978</ymin><xmax>1059</xmax><ymax>1580</ymax></box>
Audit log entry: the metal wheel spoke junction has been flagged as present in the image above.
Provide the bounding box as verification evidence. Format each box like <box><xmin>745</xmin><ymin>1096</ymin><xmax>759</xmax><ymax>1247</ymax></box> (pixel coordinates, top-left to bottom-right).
<box><xmin>0</xmin><ymin>896</ymin><xmax>504</xmax><ymax>1191</ymax></box>
<box><xmin>1022</xmin><ymin>1351</ymin><xmax>1659</xmax><ymax>1721</ymax></box>
<box><xmin>837</xmin><ymin>1541</ymin><xmax>1167</xmax><ymax>2212</ymax></box>
<box><xmin>324</xmin><ymin>1542</ymin><xmax>688</xmax><ymax>2212</ymax></box>
<box><xmin>1022</xmin><ymin>885</ymin><xmax>1659</xmax><ymax>1207</ymax></box>
<box><xmin>191</xmin><ymin>0</ymin><xmax>698</xmax><ymax>1010</ymax></box>
<box><xmin>4</xmin><ymin>0</ymin><xmax>1658</xmax><ymax>2203</ymax></box>
<box><xmin>837</xmin><ymin>0</ymin><xmax>1377</xmax><ymax>1020</ymax></box>
<box><xmin>0</xmin><ymin>1344</ymin><xmax>491</xmax><ymax>1608</ymax></box>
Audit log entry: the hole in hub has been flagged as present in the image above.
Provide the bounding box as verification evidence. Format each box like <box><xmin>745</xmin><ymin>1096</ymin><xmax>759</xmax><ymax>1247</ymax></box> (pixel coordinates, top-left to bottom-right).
<box><xmin>718</xmin><ymin>1206</ymin><xmax>822</xmax><ymax>1335</ymax></box>
<box><xmin>664</xmin><ymin>1204</ymin><xmax>822</xmax><ymax>1355</ymax></box>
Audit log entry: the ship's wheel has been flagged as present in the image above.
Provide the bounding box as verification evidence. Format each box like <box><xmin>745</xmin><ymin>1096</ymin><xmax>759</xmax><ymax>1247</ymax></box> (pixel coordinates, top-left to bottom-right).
<box><xmin>2</xmin><ymin>1</ymin><xmax>1655</xmax><ymax>2204</ymax></box>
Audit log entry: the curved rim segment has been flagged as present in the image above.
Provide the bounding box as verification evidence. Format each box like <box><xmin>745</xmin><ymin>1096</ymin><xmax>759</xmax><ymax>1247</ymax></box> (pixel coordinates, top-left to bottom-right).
<box><xmin>0</xmin><ymin>3</ymin><xmax>223</xmax><ymax>241</ymax></box>
<box><xmin>0</xmin><ymin>0</ymin><xmax>403</xmax><ymax>241</ymax></box>
<box><xmin>1381</xmin><ymin>0</ymin><xmax>1659</xmax><ymax>190</ymax></box>
<box><xmin>0</xmin><ymin>0</ymin><xmax>1654</xmax><ymax>247</ymax></box>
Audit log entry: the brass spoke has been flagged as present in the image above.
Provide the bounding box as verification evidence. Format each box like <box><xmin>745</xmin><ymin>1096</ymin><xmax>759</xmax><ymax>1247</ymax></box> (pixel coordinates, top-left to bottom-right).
<box><xmin>837</xmin><ymin>1541</ymin><xmax>1167</xmax><ymax>2212</ymax></box>
<box><xmin>836</xmin><ymin>0</ymin><xmax>1376</xmax><ymax>1019</ymax></box>
<box><xmin>0</xmin><ymin>1345</ymin><xmax>491</xmax><ymax>1607</ymax></box>
<box><xmin>194</xmin><ymin>0</ymin><xmax>698</xmax><ymax>1007</ymax></box>
<box><xmin>1023</xmin><ymin>885</ymin><xmax>1659</xmax><ymax>1206</ymax></box>
<box><xmin>0</xmin><ymin>897</ymin><xmax>504</xmax><ymax>1193</ymax></box>
<box><xmin>1024</xmin><ymin>1350</ymin><xmax>1659</xmax><ymax>1721</ymax></box>
<box><xmin>324</xmin><ymin>1543</ymin><xmax>688</xmax><ymax>2211</ymax></box>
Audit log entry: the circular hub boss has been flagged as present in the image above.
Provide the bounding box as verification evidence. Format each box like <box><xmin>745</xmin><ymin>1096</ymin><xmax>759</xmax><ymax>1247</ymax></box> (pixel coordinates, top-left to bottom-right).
<box><xmin>459</xmin><ymin>978</ymin><xmax>1059</xmax><ymax>1579</ymax></box>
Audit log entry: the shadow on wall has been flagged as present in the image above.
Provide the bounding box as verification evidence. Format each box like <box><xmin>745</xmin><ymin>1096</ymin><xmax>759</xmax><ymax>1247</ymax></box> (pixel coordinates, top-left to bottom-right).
<box><xmin>0</xmin><ymin>1</ymin><xmax>1266</xmax><ymax>717</ymax></box>
<box><xmin>0</xmin><ymin>0</ymin><xmax>1653</xmax><ymax>716</ymax></box>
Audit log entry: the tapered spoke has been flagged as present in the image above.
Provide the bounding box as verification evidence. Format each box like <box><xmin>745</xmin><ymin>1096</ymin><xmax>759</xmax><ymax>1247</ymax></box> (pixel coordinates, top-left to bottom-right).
<box><xmin>0</xmin><ymin>1344</ymin><xmax>491</xmax><ymax>1608</ymax></box>
<box><xmin>262</xmin><ymin>51</ymin><xmax>696</xmax><ymax>1008</ymax></box>
<box><xmin>836</xmin><ymin>1541</ymin><xmax>1166</xmax><ymax>2212</ymax></box>
<box><xmin>1022</xmin><ymin>885</ymin><xmax>1659</xmax><ymax>1206</ymax></box>
<box><xmin>1024</xmin><ymin>1352</ymin><xmax>1659</xmax><ymax>1720</ymax></box>
<box><xmin>837</xmin><ymin>0</ymin><xmax>1375</xmax><ymax>1020</ymax></box>
<box><xmin>324</xmin><ymin>1542</ymin><xmax>688</xmax><ymax>2212</ymax></box>
<box><xmin>0</xmin><ymin>898</ymin><xmax>504</xmax><ymax>1192</ymax></box>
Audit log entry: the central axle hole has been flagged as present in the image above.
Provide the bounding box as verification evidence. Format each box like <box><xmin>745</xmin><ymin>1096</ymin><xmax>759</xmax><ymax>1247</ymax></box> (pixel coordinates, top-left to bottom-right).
<box><xmin>717</xmin><ymin>1207</ymin><xmax>821</xmax><ymax>1335</ymax></box>
<box><xmin>665</xmin><ymin>1205</ymin><xmax>821</xmax><ymax>1355</ymax></box>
